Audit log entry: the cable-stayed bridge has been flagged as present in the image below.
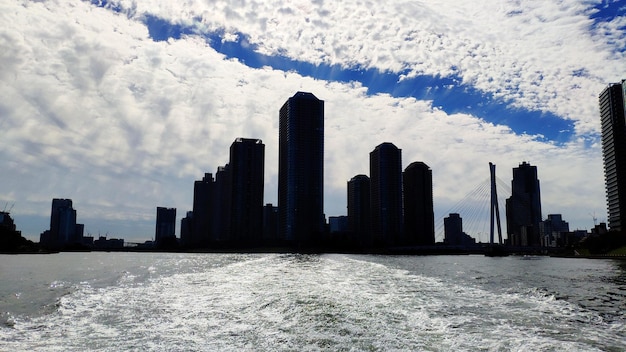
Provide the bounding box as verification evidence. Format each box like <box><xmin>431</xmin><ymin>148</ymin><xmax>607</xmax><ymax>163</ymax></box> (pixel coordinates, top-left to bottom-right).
<box><xmin>435</xmin><ymin>163</ymin><xmax>511</xmax><ymax>244</ymax></box>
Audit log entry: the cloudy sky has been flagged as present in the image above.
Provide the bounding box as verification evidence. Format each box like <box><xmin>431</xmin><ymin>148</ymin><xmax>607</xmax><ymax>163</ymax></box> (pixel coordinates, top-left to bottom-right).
<box><xmin>2</xmin><ymin>0</ymin><xmax>625</xmax><ymax>243</ymax></box>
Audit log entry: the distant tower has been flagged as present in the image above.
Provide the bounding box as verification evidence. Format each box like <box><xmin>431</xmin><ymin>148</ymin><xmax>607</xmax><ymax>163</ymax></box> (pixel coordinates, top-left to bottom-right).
<box><xmin>444</xmin><ymin>213</ymin><xmax>475</xmax><ymax>246</ymax></box>
<box><xmin>505</xmin><ymin>162</ymin><xmax>542</xmax><ymax>246</ymax></box>
<box><xmin>180</xmin><ymin>211</ymin><xmax>193</xmax><ymax>245</ymax></box>
<box><xmin>43</xmin><ymin>198</ymin><xmax>77</xmax><ymax>248</ymax></box>
<box><xmin>229</xmin><ymin>138</ymin><xmax>265</xmax><ymax>244</ymax></box>
<box><xmin>600</xmin><ymin>81</ymin><xmax>626</xmax><ymax>232</ymax></box>
<box><xmin>369</xmin><ymin>143</ymin><xmax>403</xmax><ymax>246</ymax></box>
<box><xmin>191</xmin><ymin>173</ymin><xmax>214</xmax><ymax>247</ymax></box>
<box><xmin>155</xmin><ymin>207</ymin><xmax>176</xmax><ymax>244</ymax></box>
<box><xmin>347</xmin><ymin>174</ymin><xmax>371</xmax><ymax>246</ymax></box>
<box><xmin>213</xmin><ymin>164</ymin><xmax>232</xmax><ymax>242</ymax></box>
<box><xmin>539</xmin><ymin>214</ymin><xmax>569</xmax><ymax>247</ymax></box>
<box><xmin>403</xmin><ymin>162</ymin><xmax>435</xmax><ymax>245</ymax></box>
<box><xmin>444</xmin><ymin>213</ymin><xmax>463</xmax><ymax>245</ymax></box>
<box><xmin>278</xmin><ymin>92</ymin><xmax>324</xmax><ymax>244</ymax></box>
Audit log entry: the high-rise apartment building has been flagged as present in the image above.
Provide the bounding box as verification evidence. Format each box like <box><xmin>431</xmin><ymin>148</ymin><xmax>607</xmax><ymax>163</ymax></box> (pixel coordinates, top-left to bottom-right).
<box><xmin>40</xmin><ymin>198</ymin><xmax>82</xmax><ymax>248</ymax></box>
<box><xmin>347</xmin><ymin>174</ymin><xmax>371</xmax><ymax>245</ymax></box>
<box><xmin>155</xmin><ymin>207</ymin><xmax>176</xmax><ymax>244</ymax></box>
<box><xmin>369</xmin><ymin>143</ymin><xmax>403</xmax><ymax>246</ymax></box>
<box><xmin>213</xmin><ymin>164</ymin><xmax>232</xmax><ymax>242</ymax></box>
<box><xmin>229</xmin><ymin>138</ymin><xmax>265</xmax><ymax>244</ymax></box>
<box><xmin>505</xmin><ymin>162</ymin><xmax>542</xmax><ymax>246</ymax></box>
<box><xmin>278</xmin><ymin>92</ymin><xmax>324</xmax><ymax>244</ymax></box>
<box><xmin>403</xmin><ymin>162</ymin><xmax>435</xmax><ymax>245</ymax></box>
<box><xmin>600</xmin><ymin>81</ymin><xmax>626</xmax><ymax>231</ymax></box>
<box><xmin>190</xmin><ymin>173</ymin><xmax>213</xmax><ymax>247</ymax></box>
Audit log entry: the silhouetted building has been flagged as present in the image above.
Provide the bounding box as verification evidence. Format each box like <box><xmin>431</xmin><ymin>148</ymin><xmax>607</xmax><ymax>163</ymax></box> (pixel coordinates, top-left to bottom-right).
<box><xmin>263</xmin><ymin>203</ymin><xmax>279</xmax><ymax>242</ymax></box>
<box><xmin>40</xmin><ymin>198</ymin><xmax>82</xmax><ymax>248</ymax></box>
<box><xmin>539</xmin><ymin>214</ymin><xmax>569</xmax><ymax>247</ymax></box>
<box><xmin>1</xmin><ymin>211</ymin><xmax>39</xmax><ymax>253</ymax></box>
<box><xmin>403</xmin><ymin>162</ymin><xmax>435</xmax><ymax>245</ymax></box>
<box><xmin>347</xmin><ymin>174</ymin><xmax>371</xmax><ymax>245</ymax></box>
<box><xmin>180</xmin><ymin>211</ymin><xmax>193</xmax><ymax>245</ymax></box>
<box><xmin>600</xmin><ymin>81</ymin><xmax>626</xmax><ymax>231</ymax></box>
<box><xmin>155</xmin><ymin>207</ymin><xmax>176</xmax><ymax>245</ymax></box>
<box><xmin>370</xmin><ymin>143</ymin><xmax>403</xmax><ymax>246</ymax></box>
<box><xmin>506</xmin><ymin>162</ymin><xmax>542</xmax><ymax>246</ymax></box>
<box><xmin>191</xmin><ymin>173</ymin><xmax>214</xmax><ymax>247</ymax></box>
<box><xmin>278</xmin><ymin>92</ymin><xmax>325</xmax><ymax>244</ymax></box>
<box><xmin>444</xmin><ymin>213</ymin><xmax>475</xmax><ymax>246</ymax></box>
<box><xmin>213</xmin><ymin>165</ymin><xmax>232</xmax><ymax>242</ymax></box>
<box><xmin>229</xmin><ymin>138</ymin><xmax>265</xmax><ymax>244</ymax></box>
<box><xmin>93</xmin><ymin>236</ymin><xmax>124</xmax><ymax>249</ymax></box>
<box><xmin>329</xmin><ymin>216</ymin><xmax>348</xmax><ymax>233</ymax></box>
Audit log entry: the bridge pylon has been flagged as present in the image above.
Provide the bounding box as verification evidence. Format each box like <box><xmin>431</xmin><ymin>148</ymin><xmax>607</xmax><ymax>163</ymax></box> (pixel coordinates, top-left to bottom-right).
<box><xmin>489</xmin><ymin>162</ymin><xmax>503</xmax><ymax>245</ymax></box>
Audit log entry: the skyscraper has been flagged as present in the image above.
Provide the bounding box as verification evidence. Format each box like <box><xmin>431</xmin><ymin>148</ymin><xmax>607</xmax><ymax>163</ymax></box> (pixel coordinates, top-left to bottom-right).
<box><xmin>40</xmin><ymin>198</ymin><xmax>81</xmax><ymax>248</ymax></box>
<box><xmin>278</xmin><ymin>92</ymin><xmax>324</xmax><ymax>244</ymax></box>
<box><xmin>600</xmin><ymin>81</ymin><xmax>626</xmax><ymax>231</ymax></box>
<box><xmin>370</xmin><ymin>142</ymin><xmax>403</xmax><ymax>246</ymax></box>
<box><xmin>213</xmin><ymin>164</ymin><xmax>232</xmax><ymax>242</ymax></box>
<box><xmin>191</xmin><ymin>173</ymin><xmax>214</xmax><ymax>247</ymax></box>
<box><xmin>505</xmin><ymin>162</ymin><xmax>542</xmax><ymax>246</ymax></box>
<box><xmin>155</xmin><ymin>207</ymin><xmax>176</xmax><ymax>244</ymax></box>
<box><xmin>403</xmin><ymin>162</ymin><xmax>435</xmax><ymax>245</ymax></box>
<box><xmin>51</xmin><ymin>198</ymin><xmax>76</xmax><ymax>246</ymax></box>
<box><xmin>347</xmin><ymin>174</ymin><xmax>370</xmax><ymax>245</ymax></box>
<box><xmin>229</xmin><ymin>138</ymin><xmax>265</xmax><ymax>244</ymax></box>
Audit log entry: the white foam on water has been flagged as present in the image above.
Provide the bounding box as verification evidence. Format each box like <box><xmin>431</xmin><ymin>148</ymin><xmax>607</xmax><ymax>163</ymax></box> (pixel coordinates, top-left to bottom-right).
<box><xmin>1</xmin><ymin>253</ymin><xmax>624</xmax><ymax>351</ymax></box>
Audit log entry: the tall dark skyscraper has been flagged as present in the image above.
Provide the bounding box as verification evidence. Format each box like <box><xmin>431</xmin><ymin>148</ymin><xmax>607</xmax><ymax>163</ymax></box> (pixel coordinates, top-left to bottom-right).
<box><xmin>41</xmin><ymin>198</ymin><xmax>78</xmax><ymax>248</ymax></box>
<box><xmin>505</xmin><ymin>162</ymin><xmax>542</xmax><ymax>246</ymax></box>
<box><xmin>213</xmin><ymin>164</ymin><xmax>232</xmax><ymax>242</ymax></box>
<box><xmin>370</xmin><ymin>142</ymin><xmax>403</xmax><ymax>246</ymax></box>
<box><xmin>347</xmin><ymin>174</ymin><xmax>371</xmax><ymax>245</ymax></box>
<box><xmin>600</xmin><ymin>81</ymin><xmax>626</xmax><ymax>232</ymax></box>
<box><xmin>403</xmin><ymin>162</ymin><xmax>435</xmax><ymax>245</ymax></box>
<box><xmin>229</xmin><ymin>138</ymin><xmax>265</xmax><ymax>244</ymax></box>
<box><xmin>155</xmin><ymin>207</ymin><xmax>176</xmax><ymax>244</ymax></box>
<box><xmin>278</xmin><ymin>92</ymin><xmax>324</xmax><ymax>244</ymax></box>
<box><xmin>190</xmin><ymin>173</ymin><xmax>214</xmax><ymax>247</ymax></box>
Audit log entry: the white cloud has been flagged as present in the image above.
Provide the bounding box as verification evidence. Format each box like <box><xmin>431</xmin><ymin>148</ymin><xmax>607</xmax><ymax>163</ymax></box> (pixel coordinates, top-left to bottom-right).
<box><xmin>102</xmin><ymin>0</ymin><xmax>625</xmax><ymax>135</ymax></box>
<box><xmin>0</xmin><ymin>0</ymin><xmax>608</xmax><ymax>241</ymax></box>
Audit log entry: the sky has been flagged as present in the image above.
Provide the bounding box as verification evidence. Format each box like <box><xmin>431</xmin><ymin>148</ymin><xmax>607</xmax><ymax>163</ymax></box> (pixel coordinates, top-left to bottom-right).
<box><xmin>2</xmin><ymin>0</ymin><xmax>626</xmax><ymax>243</ymax></box>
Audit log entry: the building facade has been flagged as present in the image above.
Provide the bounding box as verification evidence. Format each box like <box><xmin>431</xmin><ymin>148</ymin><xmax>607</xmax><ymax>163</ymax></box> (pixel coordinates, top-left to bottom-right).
<box><xmin>278</xmin><ymin>92</ymin><xmax>325</xmax><ymax>244</ymax></box>
<box><xmin>444</xmin><ymin>213</ymin><xmax>475</xmax><ymax>246</ymax></box>
<box><xmin>600</xmin><ymin>81</ymin><xmax>626</xmax><ymax>231</ymax></box>
<box><xmin>155</xmin><ymin>207</ymin><xmax>176</xmax><ymax>244</ymax></box>
<box><xmin>403</xmin><ymin>162</ymin><xmax>435</xmax><ymax>245</ymax></box>
<box><xmin>229</xmin><ymin>138</ymin><xmax>265</xmax><ymax>244</ymax></box>
<box><xmin>347</xmin><ymin>174</ymin><xmax>371</xmax><ymax>246</ymax></box>
<box><xmin>190</xmin><ymin>173</ymin><xmax>213</xmax><ymax>247</ymax></box>
<box><xmin>40</xmin><ymin>198</ymin><xmax>83</xmax><ymax>248</ymax></box>
<box><xmin>539</xmin><ymin>214</ymin><xmax>570</xmax><ymax>247</ymax></box>
<box><xmin>505</xmin><ymin>162</ymin><xmax>542</xmax><ymax>246</ymax></box>
<box><xmin>369</xmin><ymin>142</ymin><xmax>403</xmax><ymax>246</ymax></box>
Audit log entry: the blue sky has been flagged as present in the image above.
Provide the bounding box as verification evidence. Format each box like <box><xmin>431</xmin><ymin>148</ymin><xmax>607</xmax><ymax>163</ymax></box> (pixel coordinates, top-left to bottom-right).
<box><xmin>1</xmin><ymin>0</ymin><xmax>625</xmax><ymax>242</ymax></box>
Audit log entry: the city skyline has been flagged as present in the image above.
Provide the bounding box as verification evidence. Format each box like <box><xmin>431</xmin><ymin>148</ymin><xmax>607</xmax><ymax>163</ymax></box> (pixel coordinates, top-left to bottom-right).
<box><xmin>2</xmin><ymin>0</ymin><xmax>625</xmax><ymax>242</ymax></box>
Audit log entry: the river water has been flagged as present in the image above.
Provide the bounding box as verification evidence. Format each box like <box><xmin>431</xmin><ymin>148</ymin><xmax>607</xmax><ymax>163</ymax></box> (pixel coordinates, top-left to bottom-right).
<box><xmin>1</xmin><ymin>252</ymin><xmax>625</xmax><ymax>351</ymax></box>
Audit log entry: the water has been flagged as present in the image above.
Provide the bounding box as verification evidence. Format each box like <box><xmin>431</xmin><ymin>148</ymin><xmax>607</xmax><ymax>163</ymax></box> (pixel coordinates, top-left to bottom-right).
<box><xmin>1</xmin><ymin>253</ymin><xmax>625</xmax><ymax>351</ymax></box>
